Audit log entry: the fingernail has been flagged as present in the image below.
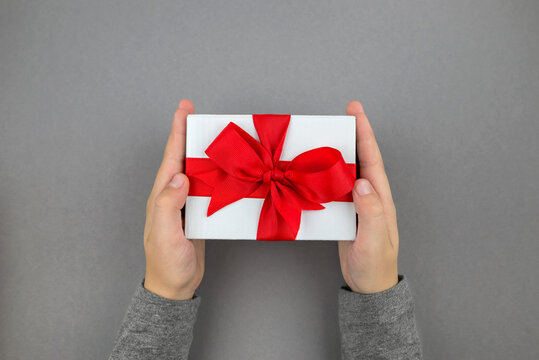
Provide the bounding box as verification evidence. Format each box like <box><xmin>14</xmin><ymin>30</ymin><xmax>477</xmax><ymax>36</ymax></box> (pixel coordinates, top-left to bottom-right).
<box><xmin>178</xmin><ymin>99</ymin><xmax>190</xmax><ymax>110</ymax></box>
<box><xmin>169</xmin><ymin>174</ymin><xmax>184</xmax><ymax>188</ymax></box>
<box><xmin>355</xmin><ymin>179</ymin><xmax>372</xmax><ymax>195</ymax></box>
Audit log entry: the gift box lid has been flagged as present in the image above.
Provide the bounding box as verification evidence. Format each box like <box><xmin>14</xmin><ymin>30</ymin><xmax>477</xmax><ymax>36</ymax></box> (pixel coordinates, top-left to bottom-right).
<box><xmin>185</xmin><ymin>114</ymin><xmax>357</xmax><ymax>241</ymax></box>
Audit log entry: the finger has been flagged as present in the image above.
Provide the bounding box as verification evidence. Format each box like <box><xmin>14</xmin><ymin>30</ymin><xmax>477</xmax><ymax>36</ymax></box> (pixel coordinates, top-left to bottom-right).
<box><xmin>352</xmin><ymin>179</ymin><xmax>393</xmax><ymax>249</ymax></box>
<box><xmin>346</xmin><ymin>101</ymin><xmax>394</xmax><ymax>210</ymax></box>
<box><xmin>152</xmin><ymin>99</ymin><xmax>194</xmax><ymax>198</ymax></box>
<box><xmin>151</xmin><ymin>173</ymin><xmax>190</xmax><ymax>243</ymax></box>
<box><xmin>347</xmin><ymin>101</ymin><xmax>397</xmax><ymax>243</ymax></box>
<box><xmin>154</xmin><ymin>173</ymin><xmax>190</xmax><ymax>212</ymax></box>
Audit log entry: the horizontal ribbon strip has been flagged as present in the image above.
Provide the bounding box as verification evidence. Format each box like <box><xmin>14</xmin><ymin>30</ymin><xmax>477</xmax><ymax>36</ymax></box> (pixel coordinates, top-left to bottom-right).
<box><xmin>187</xmin><ymin>158</ymin><xmax>356</xmax><ymax>202</ymax></box>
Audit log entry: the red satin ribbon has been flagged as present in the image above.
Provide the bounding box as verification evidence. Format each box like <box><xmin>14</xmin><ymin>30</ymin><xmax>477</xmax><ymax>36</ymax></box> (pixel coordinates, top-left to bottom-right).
<box><xmin>185</xmin><ymin>114</ymin><xmax>356</xmax><ymax>240</ymax></box>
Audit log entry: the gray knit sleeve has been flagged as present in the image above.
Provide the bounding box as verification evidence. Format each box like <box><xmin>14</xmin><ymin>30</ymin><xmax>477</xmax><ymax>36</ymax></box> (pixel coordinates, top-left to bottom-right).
<box><xmin>109</xmin><ymin>279</ymin><xmax>201</xmax><ymax>360</ymax></box>
<box><xmin>338</xmin><ymin>275</ymin><xmax>422</xmax><ymax>359</ymax></box>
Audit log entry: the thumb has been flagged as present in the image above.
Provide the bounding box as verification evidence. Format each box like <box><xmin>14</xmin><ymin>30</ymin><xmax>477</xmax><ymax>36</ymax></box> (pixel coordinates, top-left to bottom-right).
<box><xmin>352</xmin><ymin>178</ymin><xmax>388</xmax><ymax>242</ymax></box>
<box><xmin>154</xmin><ymin>173</ymin><xmax>190</xmax><ymax>214</ymax></box>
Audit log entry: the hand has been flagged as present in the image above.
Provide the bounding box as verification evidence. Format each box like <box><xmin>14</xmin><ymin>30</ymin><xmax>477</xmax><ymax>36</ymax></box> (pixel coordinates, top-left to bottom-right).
<box><xmin>338</xmin><ymin>101</ymin><xmax>399</xmax><ymax>294</ymax></box>
<box><xmin>143</xmin><ymin>99</ymin><xmax>205</xmax><ymax>300</ymax></box>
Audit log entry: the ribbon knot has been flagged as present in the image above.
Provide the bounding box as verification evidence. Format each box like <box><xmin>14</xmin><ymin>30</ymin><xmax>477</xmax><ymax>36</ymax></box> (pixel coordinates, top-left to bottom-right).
<box><xmin>186</xmin><ymin>114</ymin><xmax>356</xmax><ymax>240</ymax></box>
<box><xmin>263</xmin><ymin>167</ymin><xmax>286</xmax><ymax>183</ymax></box>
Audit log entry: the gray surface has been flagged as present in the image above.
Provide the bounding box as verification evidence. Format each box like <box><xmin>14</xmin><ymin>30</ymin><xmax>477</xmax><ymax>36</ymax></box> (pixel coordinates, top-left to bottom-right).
<box><xmin>1</xmin><ymin>0</ymin><xmax>538</xmax><ymax>359</ymax></box>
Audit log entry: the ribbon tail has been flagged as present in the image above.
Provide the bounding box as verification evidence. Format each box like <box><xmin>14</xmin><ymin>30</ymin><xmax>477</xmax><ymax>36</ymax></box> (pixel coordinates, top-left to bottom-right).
<box><xmin>257</xmin><ymin>182</ymin><xmax>302</xmax><ymax>240</ymax></box>
<box><xmin>207</xmin><ymin>171</ymin><xmax>262</xmax><ymax>216</ymax></box>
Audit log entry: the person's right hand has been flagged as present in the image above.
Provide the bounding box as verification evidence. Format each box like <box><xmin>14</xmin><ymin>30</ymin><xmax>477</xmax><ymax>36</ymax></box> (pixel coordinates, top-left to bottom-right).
<box><xmin>143</xmin><ymin>99</ymin><xmax>205</xmax><ymax>300</ymax></box>
<box><xmin>338</xmin><ymin>101</ymin><xmax>399</xmax><ymax>294</ymax></box>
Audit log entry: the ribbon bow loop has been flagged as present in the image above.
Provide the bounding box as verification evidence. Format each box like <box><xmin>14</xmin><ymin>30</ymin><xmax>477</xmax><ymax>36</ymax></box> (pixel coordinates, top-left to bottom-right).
<box><xmin>187</xmin><ymin>114</ymin><xmax>355</xmax><ymax>240</ymax></box>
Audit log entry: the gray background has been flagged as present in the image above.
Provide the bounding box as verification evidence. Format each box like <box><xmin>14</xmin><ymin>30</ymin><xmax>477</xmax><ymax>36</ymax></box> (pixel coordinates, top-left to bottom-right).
<box><xmin>1</xmin><ymin>0</ymin><xmax>538</xmax><ymax>359</ymax></box>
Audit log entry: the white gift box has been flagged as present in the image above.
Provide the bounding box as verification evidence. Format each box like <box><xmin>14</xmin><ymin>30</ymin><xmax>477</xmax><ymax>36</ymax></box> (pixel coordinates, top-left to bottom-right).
<box><xmin>184</xmin><ymin>114</ymin><xmax>357</xmax><ymax>241</ymax></box>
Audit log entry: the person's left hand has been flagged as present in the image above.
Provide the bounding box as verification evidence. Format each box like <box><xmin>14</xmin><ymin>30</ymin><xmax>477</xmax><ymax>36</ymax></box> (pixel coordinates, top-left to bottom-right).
<box><xmin>143</xmin><ymin>99</ymin><xmax>205</xmax><ymax>300</ymax></box>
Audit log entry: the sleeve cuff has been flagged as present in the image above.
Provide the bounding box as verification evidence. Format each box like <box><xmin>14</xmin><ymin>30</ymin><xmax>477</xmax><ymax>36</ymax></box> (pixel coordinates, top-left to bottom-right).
<box><xmin>339</xmin><ymin>275</ymin><xmax>414</xmax><ymax>324</ymax></box>
<box><xmin>127</xmin><ymin>279</ymin><xmax>201</xmax><ymax>326</ymax></box>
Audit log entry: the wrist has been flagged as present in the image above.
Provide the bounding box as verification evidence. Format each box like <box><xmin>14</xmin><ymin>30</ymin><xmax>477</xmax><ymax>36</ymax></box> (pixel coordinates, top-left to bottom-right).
<box><xmin>143</xmin><ymin>277</ymin><xmax>195</xmax><ymax>301</ymax></box>
<box><xmin>348</xmin><ymin>273</ymin><xmax>399</xmax><ymax>294</ymax></box>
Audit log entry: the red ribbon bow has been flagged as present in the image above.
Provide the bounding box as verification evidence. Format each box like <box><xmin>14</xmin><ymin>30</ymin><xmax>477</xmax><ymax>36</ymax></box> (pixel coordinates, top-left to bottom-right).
<box><xmin>186</xmin><ymin>114</ymin><xmax>356</xmax><ymax>240</ymax></box>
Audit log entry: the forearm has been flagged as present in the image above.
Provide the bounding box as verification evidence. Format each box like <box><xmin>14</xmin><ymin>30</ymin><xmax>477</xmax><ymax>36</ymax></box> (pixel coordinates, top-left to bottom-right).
<box><xmin>109</xmin><ymin>279</ymin><xmax>200</xmax><ymax>360</ymax></box>
<box><xmin>338</xmin><ymin>275</ymin><xmax>422</xmax><ymax>359</ymax></box>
